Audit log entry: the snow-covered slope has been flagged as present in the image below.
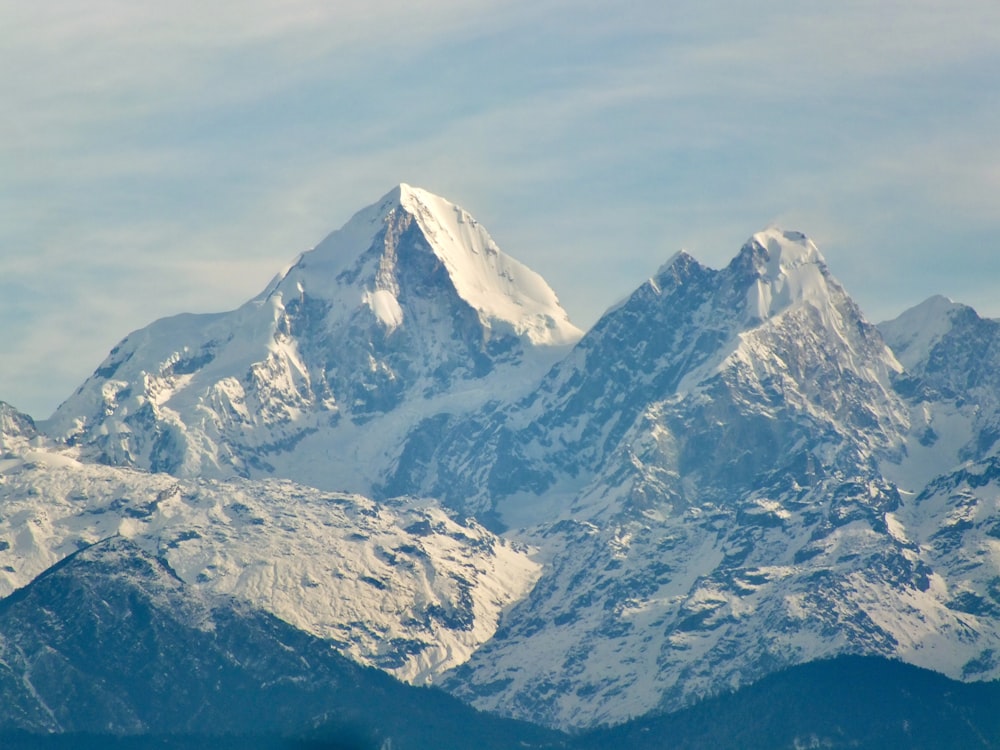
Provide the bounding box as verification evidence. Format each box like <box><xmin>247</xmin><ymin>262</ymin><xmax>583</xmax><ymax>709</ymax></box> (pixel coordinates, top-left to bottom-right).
<box><xmin>44</xmin><ymin>184</ymin><xmax>581</xmax><ymax>493</ymax></box>
<box><xmin>0</xmin><ymin>535</ymin><xmax>355</xmax><ymax>735</ymax></box>
<box><xmin>0</xmin><ymin>439</ymin><xmax>538</xmax><ymax>684</ymax></box>
<box><xmin>879</xmin><ymin>295</ymin><xmax>968</xmax><ymax>372</ymax></box>
<box><xmin>394</xmin><ymin>230</ymin><xmax>1000</xmax><ymax>729</ymax></box>
<box><xmin>7</xmin><ymin>199</ymin><xmax>1000</xmax><ymax>736</ymax></box>
<box><xmin>392</xmin><ymin>228</ymin><xmax>907</xmax><ymax>520</ymax></box>
<box><xmin>879</xmin><ymin>297</ymin><xmax>1000</xmax><ymax>491</ymax></box>
<box><xmin>0</xmin><ymin>402</ymin><xmax>36</xmax><ymax>451</ymax></box>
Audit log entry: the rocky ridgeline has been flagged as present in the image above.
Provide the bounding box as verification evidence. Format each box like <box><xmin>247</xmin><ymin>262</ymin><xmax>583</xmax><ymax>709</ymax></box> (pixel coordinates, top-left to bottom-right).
<box><xmin>2</xmin><ymin>189</ymin><xmax>999</xmax><ymax>732</ymax></box>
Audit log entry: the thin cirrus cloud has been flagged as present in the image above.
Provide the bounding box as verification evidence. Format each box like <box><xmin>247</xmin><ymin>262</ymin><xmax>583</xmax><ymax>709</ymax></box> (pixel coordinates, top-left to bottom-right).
<box><xmin>1</xmin><ymin>0</ymin><xmax>999</xmax><ymax>417</ymax></box>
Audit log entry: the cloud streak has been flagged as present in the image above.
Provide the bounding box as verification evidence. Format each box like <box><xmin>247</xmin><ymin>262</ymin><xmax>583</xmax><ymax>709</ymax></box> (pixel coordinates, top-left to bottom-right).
<box><xmin>2</xmin><ymin>1</ymin><xmax>999</xmax><ymax>417</ymax></box>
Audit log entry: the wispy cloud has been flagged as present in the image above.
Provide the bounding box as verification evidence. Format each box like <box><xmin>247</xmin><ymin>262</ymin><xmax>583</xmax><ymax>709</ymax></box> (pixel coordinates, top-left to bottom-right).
<box><xmin>2</xmin><ymin>1</ymin><xmax>999</xmax><ymax>416</ymax></box>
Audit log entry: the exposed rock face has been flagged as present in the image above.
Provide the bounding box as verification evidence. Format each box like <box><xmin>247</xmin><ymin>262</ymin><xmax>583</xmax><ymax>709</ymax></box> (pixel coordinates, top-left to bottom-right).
<box><xmin>45</xmin><ymin>184</ymin><xmax>580</xmax><ymax>494</ymax></box>
<box><xmin>390</xmin><ymin>229</ymin><xmax>907</xmax><ymax>520</ymax></box>
<box><xmin>7</xmin><ymin>189</ymin><xmax>1000</xmax><ymax>732</ymax></box>
<box><xmin>0</xmin><ymin>402</ymin><xmax>36</xmax><ymax>451</ymax></box>
<box><xmin>397</xmin><ymin>230</ymin><xmax>997</xmax><ymax>729</ymax></box>
<box><xmin>0</xmin><ymin>537</ymin><xmax>563</xmax><ymax>749</ymax></box>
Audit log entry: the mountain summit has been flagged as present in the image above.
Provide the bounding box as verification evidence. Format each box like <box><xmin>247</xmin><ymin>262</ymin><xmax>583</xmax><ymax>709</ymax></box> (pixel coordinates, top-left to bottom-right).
<box><xmin>17</xmin><ymin>198</ymin><xmax>1000</xmax><ymax>736</ymax></box>
<box><xmin>739</xmin><ymin>228</ymin><xmax>831</xmax><ymax>321</ymax></box>
<box><xmin>279</xmin><ymin>183</ymin><xmax>580</xmax><ymax>346</ymax></box>
<box><xmin>391</xmin><ymin>227</ymin><xmax>906</xmax><ymax>521</ymax></box>
<box><xmin>46</xmin><ymin>185</ymin><xmax>581</xmax><ymax>492</ymax></box>
<box><xmin>393</xmin><ymin>228</ymin><xmax>986</xmax><ymax>728</ymax></box>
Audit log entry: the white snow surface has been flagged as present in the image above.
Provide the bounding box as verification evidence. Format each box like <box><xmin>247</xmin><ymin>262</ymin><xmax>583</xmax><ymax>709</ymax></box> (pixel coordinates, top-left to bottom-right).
<box><xmin>456</xmin><ymin>468</ymin><xmax>1000</xmax><ymax>729</ymax></box>
<box><xmin>878</xmin><ymin>294</ymin><xmax>963</xmax><ymax>371</ymax></box>
<box><xmin>744</xmin><ymin>228</ymin><xmax>841</xmax><ymax>323</ymax></box>
<box><xmin>11</xmin><ymin>209</ymin><xmax>1000</xmax><ymax>732</ymax></box>
<box><xmin>399</xmin><ymin>185</ymin><xmax>581</xmax><ymax>347</ymax></box>
<box><xmin>43</xmin><ymin>184</ymin><xmax>582</xmax><ymax>492</ymax></box>
<box><xmin>364</xmin><ymin>289</ymin><xmax>405</xmax><ymax>331</ymax></box>
<box><xmin>281</xmin><ymin>183</ymin><xmax>581</xmax><ymax>347</ymax></box>
<box><xmin>0</xmin><ymin>440</ymin><xmax>539</xmax><ymax>684</ymax></box>
<box><xmin>877</xmin><ymin>295</ymin><xmax>1000</xmax><ymax>493</ymax></box>
<box><xmin>426</xmin><ymin>228</ymin><xmax>999</xmax><ymax>729</ymax></box>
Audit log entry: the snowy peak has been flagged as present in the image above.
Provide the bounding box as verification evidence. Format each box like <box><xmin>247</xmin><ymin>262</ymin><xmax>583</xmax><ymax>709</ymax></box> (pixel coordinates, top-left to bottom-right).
<box><xmin>44</xmin><ymin>185</ymin><xmax>582</xmax><ymax>491</ymax></box>
<box><xmin>283</xmin><ymin>183</ymin><xmax>581</xmax><ymax>346</ymax></box>
<box><xmin>650</xmin><ymin>250</ymin><xmax>706</xmax><ymax>288</ymax></box>
<box><xmin>399</xmin><ymin>186</ymin><xmax>581</xmax><ymax>347</ymax></box>
<box><xmin>13</xmin><ymin>199</ymin><xmax>1000</xmax><ymax>737</ymax></box>
<box><xmin>395</xmin><ymin>227</ymin><xmax>906</xmax><ymax>522</ymax></box>
<box><xmin>747</xmin><ymin>227</ymin><xmax>824</xmax><ymax>269</ymax></box>
<box><xmin>879</xmin><ymin>294</ymin><xmax>1000</xmax><ymax>471</ymax></box>
<box><xmin>879</xmin><ymin>295</ymin><xmax>970</xmax><ymax>372</ymax></box>
<box><xmin>0</xmin><ymin>402</ymin><xmax>36</xmax><ymax>442</ymax></box>
<box><xmin>737</xmin><ymin>228</ymin><xmax>833</xmax><ymax>322</ymax></box>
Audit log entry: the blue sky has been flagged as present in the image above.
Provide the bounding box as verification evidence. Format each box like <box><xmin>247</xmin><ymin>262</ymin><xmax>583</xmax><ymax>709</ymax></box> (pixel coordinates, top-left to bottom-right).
<box><xmin>3</xmin><ymin>0</ymin><xmax>1000</xmax><ymax>418</ymax></box>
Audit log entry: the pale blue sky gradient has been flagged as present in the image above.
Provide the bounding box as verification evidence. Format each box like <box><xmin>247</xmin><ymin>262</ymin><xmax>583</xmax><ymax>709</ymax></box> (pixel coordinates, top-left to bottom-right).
<box><xmin>3</xmin><ymin>0</ymin><xmax>1000</xmax><ymax>417</ymax></box>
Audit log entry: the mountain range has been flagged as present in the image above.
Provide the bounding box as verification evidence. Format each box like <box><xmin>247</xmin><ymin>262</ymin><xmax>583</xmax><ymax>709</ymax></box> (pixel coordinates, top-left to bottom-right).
<box><xmin>2</xmin><ymin>184</ymin><xmax>999</xmax><ymax>746</ymax></box>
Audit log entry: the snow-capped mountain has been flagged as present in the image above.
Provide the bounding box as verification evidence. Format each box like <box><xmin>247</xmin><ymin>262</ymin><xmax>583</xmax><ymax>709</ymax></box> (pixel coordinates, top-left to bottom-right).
<box><xmin>392</xmin><ymin>228</ymin><xmax>908</xmax><ymax>521</ymax></box>
<box><xmin>879</xmin><ymin>295</ymin><xmax>1000</xmax><ymax>491</ymax></box>
<box><xmin>0</xmin><ymin>402</ymin><xmax>36</xmax><ymax>450</ymax></box>
<box><xmin>6</xmin><ymin>188</ymin><xmax>1000</xmax><ymax>737</ymax></box>
<box><xmin>45</xmin><ymin>184</ymin><xmax>580</xmax><ymax>494</ymax></box>
<box><xmin>391</xmin><ymin>229</ymin><xmax>999</xmax><ymax>728</ymax></box>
